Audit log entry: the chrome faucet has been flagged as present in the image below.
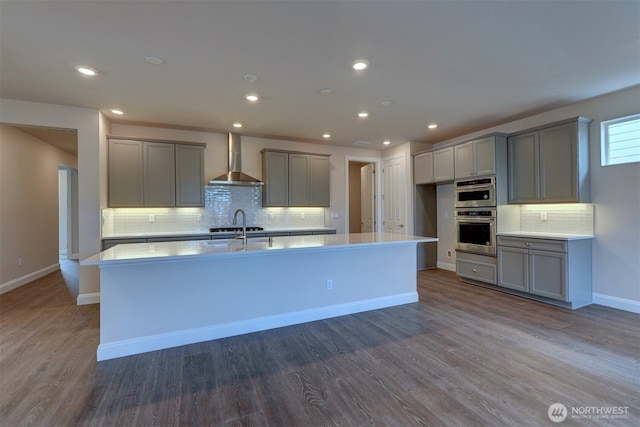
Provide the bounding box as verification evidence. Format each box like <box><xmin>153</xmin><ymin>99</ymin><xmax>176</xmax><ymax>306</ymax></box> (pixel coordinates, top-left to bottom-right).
<box><xmin>232</xmin><ymin>209</ymin><xmax>247</xmax><ymax>243</ymax></box>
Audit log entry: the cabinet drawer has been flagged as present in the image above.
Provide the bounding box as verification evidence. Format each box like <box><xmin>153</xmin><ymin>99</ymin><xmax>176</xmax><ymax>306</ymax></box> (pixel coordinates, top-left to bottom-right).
<box><xmin>497</xmin><ymin>236</ymin><xmax>566</xmax><ymax>253</ymax></box>
<box><xmin>456</xmin><ymin>259</ymin><xmax>497</xmax><ymax>284</ymax></box>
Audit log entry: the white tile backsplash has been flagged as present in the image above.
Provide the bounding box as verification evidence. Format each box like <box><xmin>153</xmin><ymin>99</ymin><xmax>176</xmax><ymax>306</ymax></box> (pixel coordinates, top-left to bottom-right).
<box><xmin>520</xmin><ymin>204</ymin><xmax>594</xmax><ymax>235</ymax></box>
<box><xmin>102</xmin><ymin>185</ymin><xmax>326</xmax><ymax>237</ymax></box>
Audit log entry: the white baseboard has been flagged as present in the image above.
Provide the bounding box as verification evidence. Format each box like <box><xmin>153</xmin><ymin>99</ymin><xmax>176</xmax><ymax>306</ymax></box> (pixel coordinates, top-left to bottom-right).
<box><xmin>77</xmin><ymin>293</ymin><xmax>100</xmax><ymax>305</ymax></box>
<box><xmin>97</xmin><ymin>292</ymin><xmax>418</xmax><ymax>361</ymax></box>
<box><xmin>68</xmin><ymin>253</ymin><xmax>80</xmax><ymax>260</ymax></box>
<box><xmin>592</xmin><ymin>293</ymin><xmax>640</xmax><ymax>314</ymax></box>
<box><xmin>437</xmin><ymin>261</ymin><xmax>456</xmax><ymax>272</ymax></box>
<box><xmin>0</xmin><ymin>263</ymin><xmax>60</xmax><ymax>295</ymax></box>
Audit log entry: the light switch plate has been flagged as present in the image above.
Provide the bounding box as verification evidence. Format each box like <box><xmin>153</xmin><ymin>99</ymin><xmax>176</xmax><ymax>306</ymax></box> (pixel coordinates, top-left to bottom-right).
<box><xmin>331</xmin><ymin>212</ymin><xmax>339</xmax><ymax>219</ymax></box>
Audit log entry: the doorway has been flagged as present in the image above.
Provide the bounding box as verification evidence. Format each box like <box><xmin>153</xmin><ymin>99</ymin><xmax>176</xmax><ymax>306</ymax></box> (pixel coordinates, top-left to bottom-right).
<box><xmin>58</xmin><ymin>165</ymin><xmax>79</xmax><ymax>260</ymax></box>
<box><xmin>346</xmin><ymin>158</ymin><xmax>380</xmax><ymax>233</ymax></box>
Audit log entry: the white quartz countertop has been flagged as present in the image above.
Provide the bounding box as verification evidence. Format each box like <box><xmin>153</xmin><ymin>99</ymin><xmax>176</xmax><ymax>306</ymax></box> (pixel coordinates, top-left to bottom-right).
<box><xmin>497</xmin><ymin>231</ymin><xmax>595</xmax><ymax>240</ymax></box>
<box><xmin>84</xmin><ymin>233</ymin><xmax>437</xmax><ymax>266</ymax></box>
<box><xmin>101</xmin><ymin>227</ymin><xmax>337</xmax><ymax>239</ymax></box>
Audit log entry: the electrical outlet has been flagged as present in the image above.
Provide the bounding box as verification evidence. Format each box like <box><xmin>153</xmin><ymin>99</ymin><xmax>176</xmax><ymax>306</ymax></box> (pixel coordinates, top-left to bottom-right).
<box><xmin>301</xmin><ymin>213</ymin><xmax>305</xmax><ymax>220</ymax></box>
<box><xmin>540</xmin><ymin>212</ymin><xmax>548</xmax><ymax>221</ymax></box>
<box><xmin>331</xmin><ymin>212</ymin><xmax>339</xmax><ymax>219</ymax></box>
<box><xmin>18</xmin><ymin>258</ymin><xmax>23</xmax><ymax>266</ymax></box>
<box><xmin>326</xmin><ymin>279</ymin><xmax>333</xmax><ymax>290</ymax></box>
<box><xmin>196</xmin><ymin>214</ymin><xmax>203</xmax><ymax>222</ymax></box>
<box><xmin>148</xmin><ymin>214</ymin><xmax>155</xmax><ymax>223</ymax></box>
<box><xmin>447</xmin><ymin>250</ymin><xmax>452</xmax><ymax>258</ymax></box>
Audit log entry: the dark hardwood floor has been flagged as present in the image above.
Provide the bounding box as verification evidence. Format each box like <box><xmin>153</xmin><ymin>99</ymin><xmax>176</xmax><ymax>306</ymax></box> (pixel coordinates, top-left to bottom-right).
<box><xmin>1</xmin><ymin>264</ymin><xmax>638</xmax><ymax>426</ymax></box>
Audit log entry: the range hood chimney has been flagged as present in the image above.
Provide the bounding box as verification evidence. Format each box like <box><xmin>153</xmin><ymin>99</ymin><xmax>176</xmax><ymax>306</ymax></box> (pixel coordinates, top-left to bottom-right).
<box><xmin>209</xmin><ymin>132</ymin><xmax>263</xmax><ymax>186</ymax></box>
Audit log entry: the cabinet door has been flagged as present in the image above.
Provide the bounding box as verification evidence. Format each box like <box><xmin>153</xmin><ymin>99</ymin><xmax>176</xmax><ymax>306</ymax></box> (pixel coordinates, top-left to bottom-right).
<box><xmin>289</xmin><ymin>154</ymin><xmax>310</xmax><ymax>206</ymax></box>
<box><xmin>497</xmin><ymin>246</ymin><xmax>529</xmax><ymax>292</ymax></box>
<box><xmin>454</xmin><ymin>142</ymin><xmax>474</xmax><ymax>178</ymax></box>
<box><xmin>143</xmin><ymin>142</ymin><xmax>176</xmax><ymax>207</ymax></box>
<box><xmin>473</xmin><ymin>137</ymin><xmax>496</xmax><ymax>176</ymax></box>
<box><xmin>262</xmin><ymin>151</ymin><xmax>289</xmax><ymax>206</ymax></box>
<box><xmin>539</xmin><ymin>123</ymin><xmax>577</xmax><ymax>202</ymax></box>
<box><xmin>414</xmin><ymin>152</ymin><xmax>434</xmax><ymax>184</ymax></box>
<box><xmin>176</xmin><ymin>144</ymin><xmax>205</xmax><ymax>207</ymax></box>
<box><xmin>433</xmin><ymin>147</ymin><xmax>454</xmax><ymax>182</ymax></box>
<box><xmin>310</xmin><ymin>155</ymin><xmax>330</xmax><ymax>206</ymax></box>
<box><xmin>529</xmin><ymin>250</ymin><xmax>567</xmax><ymax>301</ymax></box>
<box><xmin>108</xmin><ymin>139</ymin><xmax>144</xmax><ymax>207</ymax></box>
<box><xmin>508</xmin><ymin>132</ymin><xmax>539</xmax><ymax>203</ymax></box>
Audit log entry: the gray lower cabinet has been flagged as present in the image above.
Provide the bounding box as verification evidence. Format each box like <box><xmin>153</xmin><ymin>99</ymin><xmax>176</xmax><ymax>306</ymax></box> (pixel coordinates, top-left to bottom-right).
<box><xmin>508</xmin><ymin>117</ymin><xmax>591</xmax><ymax>203</ymax></box>
<box><xmin>262</xmin><ymin>150</ymin><xmax>330</xmax><ymax>207</ymax></box>
<box><xmin>102</xmin><ymin>238</ymin><xmax>147</xmax><ymax>250</ymax></box>
<box><xmin>497</xmin><ymin>235</ymin><xmax>592</xmax><ymax>308</ymax></box>
<box><xmin>456</xmin><ymin>251</ymin><xmax>497</xmax><ymax>285</ymax></box>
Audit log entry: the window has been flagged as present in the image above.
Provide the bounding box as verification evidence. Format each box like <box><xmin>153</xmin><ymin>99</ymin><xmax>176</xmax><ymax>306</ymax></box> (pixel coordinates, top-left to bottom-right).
<box><xmin>601</xmin><ymin>114</ymin><xmax>640</xmax><ymax>166</ymax></box>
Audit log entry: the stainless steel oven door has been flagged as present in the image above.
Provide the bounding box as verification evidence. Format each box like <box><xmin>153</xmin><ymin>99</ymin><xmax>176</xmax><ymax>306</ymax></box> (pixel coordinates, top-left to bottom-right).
<box><xmin>454</xmin><ymin>184</ymin><xmax>495</xmax><ymax>208</ymax></box>
<box><xmin>455</xmin><ymin>216</ymin><xmax>496</xmax><ymax>255</ymax></box>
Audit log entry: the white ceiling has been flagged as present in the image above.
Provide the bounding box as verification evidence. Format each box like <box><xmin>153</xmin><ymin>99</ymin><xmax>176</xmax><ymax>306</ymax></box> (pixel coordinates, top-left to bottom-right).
<box><xmin>1</xmin><ymin>0</ymin><xmax>639</xmax><ymax>150</ymax></box>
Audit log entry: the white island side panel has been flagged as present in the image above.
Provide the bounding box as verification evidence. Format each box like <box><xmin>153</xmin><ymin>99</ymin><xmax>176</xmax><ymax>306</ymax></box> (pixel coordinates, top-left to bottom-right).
<box><xmin>97</xmin><ymin>241</ymin><xmax>420</xmax><ymax>360</ymax></box>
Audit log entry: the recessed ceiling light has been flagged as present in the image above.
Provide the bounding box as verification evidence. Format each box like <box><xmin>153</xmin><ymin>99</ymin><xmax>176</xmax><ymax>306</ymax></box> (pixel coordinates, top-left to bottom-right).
<box><xmin>358</xmin><ymin>111</ymin><xmax>369</xmax><ymax>118</ymax></box>
<box><xmin>233</xmin><ymin>123</ymin><xmax>243</xmax><ymax>128</ymax></box>
<box><xmin>110</xmin><ymin>109</ymin><xmax>124</xmax><ymax>115</ymax></box>
<box><xmin>145</xmin><ymin>56</ymin><xmax>164</xmax><ymax>65</ymax></box>
<box><xmin>244</xmin><ymin>74</ymin><xmax>258</xmax><ymax>83</ymax></box>
<box><xmin>322</xmin><ymin>133</ymin><xmax>331</xmax><ymax>138</ymax></box>
<box><xmin>428</xmin><ymin>123</ymin><xmax>438</xmax><ymax>129</ymax></box>
<box><xmin>352</xmin><ymin>60</ymin><xmax>369</xmax><ymax>71</ymax></box>
<box><xmin>246</xmin><ymin>94</ymin><xmax>259</xmax><ymax>102</ymax></box>
<box><xmin>319</xmin><ymin>88</ymin><xmax>333</xmax><ymax>95</ymax></box>
<box><xmin>380</xmin><ymin>101</ymin><xmax>392</xmax><ymax>107</ymax></box>
<box><xmin>76</xmin><ymin>66</ymin><xmax>97</xmax><ymax>76</ymax></box>
<box><xmin>383</xmin><ymin>140</ymin><xmax>391</xmax><ymax>145</ymax></box>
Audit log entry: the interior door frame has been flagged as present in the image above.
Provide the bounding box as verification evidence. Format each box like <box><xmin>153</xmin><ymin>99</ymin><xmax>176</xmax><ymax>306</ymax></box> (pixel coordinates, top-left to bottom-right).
<box><xmin>344</xmin><ymin>156</ymin><xmax>383</xmax><ymax>233</ymax></box>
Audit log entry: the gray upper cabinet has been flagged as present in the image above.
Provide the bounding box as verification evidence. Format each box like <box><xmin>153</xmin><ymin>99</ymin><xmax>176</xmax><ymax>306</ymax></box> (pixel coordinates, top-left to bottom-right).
<box><xmin>262</xmin><ymin>150</ymin><xmax>330</xmax><ymax>207</ymax></box>
<box><xmin>175</xmin><ymin>144</ymin><xmax>205</xmax><ymax>206</ymax></box>
<box><xmin>414</xmin><ymin>147</ymin><xmax>454</xmax><ymax>184</ymax></box>
<box><xmin>108</xmin><ymin>138</ymin><xmax>205</xmax><ymax>208</ymax></box>
<box><xmin>508</xmin><ymin>117</ymin><xmax>591</xmax><ymax>204</ymax></box>
<box><xmin>414</xmin><ymin>151</ymin><xmax>434</xmax><ymax>184</ymax></box>
<box><xmin>454</xmin><ymin>136</ymin><xmax>496</xmax><ymax>178</ymax></box>
<box><xmin>144</xmin><ymin>142</ymin><xmax>175</xmax><ymax>207</ymax></box>
<box><xmin>108</xmin><ymin>139</ymin><xmax>144</xmax><ymax>207</ymax></box>
<box><xmin>262</xmin><ymin>151</ymin><xmax>289</xmax><ymax>206</ymax></box>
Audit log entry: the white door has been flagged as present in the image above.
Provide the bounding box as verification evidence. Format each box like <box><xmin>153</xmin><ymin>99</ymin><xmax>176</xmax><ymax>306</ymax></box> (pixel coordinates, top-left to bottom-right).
<box><xmin>360</xmin><ymin>163</ymin><xmax>375</xmax><ymax>232</ymax></box>
<box><xmin>383</xmin><ymin>154</ymin><xmax>407</xmax><ymax>234</ymax></box>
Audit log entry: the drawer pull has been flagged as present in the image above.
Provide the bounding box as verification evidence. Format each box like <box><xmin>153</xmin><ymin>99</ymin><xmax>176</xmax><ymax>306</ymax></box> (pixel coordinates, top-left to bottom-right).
<box><xmin>472</xmin><ymin>268</ymin><xmax>478</xmax><ymax>273</ymax></box>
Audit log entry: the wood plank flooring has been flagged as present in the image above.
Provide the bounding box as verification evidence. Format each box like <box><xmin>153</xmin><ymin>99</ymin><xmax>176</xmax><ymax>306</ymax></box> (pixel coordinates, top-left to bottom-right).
<box><xmin>1</xmin><ymin>264</ymin><xmax>638</xmax><ymax>426</ymax></box>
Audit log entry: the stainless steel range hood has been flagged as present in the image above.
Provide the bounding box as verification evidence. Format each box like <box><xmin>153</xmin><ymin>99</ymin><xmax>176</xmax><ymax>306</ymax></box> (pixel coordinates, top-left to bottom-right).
<box><xmin>209</xmin><ymin>132</ymin><xmax>263</xmax><ymax>186</ymax></box>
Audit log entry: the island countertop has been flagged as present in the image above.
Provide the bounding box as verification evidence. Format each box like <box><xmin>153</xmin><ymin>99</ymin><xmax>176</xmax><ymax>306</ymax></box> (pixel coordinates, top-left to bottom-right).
<box><xmin>83</xmin><ymin>232</ymin><xmax>437</xmax><ymax>266</ymax></box>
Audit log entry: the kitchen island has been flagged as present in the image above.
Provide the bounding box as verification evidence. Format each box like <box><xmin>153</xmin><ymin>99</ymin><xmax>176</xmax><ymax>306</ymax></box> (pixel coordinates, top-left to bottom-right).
<box><xmin>83</xmin><ymin>233</ymin><xmax>437</xmax><ymax>361</ymax></box>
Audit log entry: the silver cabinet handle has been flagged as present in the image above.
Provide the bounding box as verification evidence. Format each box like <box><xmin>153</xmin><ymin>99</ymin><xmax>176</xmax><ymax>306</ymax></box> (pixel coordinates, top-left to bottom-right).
<box><xmin>400</xmin><ymin>224</ymin><xmax>405</xmax><ymax>228</ymax></box>
<box><xmin>472</xmin><ymin>268</ymin><xmax>478</xmax><ymax>273</ymax></box>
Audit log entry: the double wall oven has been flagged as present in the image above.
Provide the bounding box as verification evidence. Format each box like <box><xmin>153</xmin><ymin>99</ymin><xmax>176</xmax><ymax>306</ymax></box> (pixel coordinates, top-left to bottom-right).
<box><xmin>455</xmin><ymin>176</ymin><xmax>497</xmax><ymax>256</ymax></box>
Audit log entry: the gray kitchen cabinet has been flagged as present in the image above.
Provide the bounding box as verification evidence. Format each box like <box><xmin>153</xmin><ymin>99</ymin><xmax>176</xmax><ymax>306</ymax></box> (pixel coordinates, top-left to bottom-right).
<box><xmin>262</xmin><ymin>150</ymin><xmax>330</xmax><ymax>207</ymax></box>
<box><xmin>262</xmin><ymin>151</ymin><xmax>289</xmax><ymax>206</ymax></box>
<box><xmin>108</xmin><ymin>137</ymin><xmax>205</xmax><ymax>207</ymax></box>
<box><xmin>102</xmin><ymin>238</ymin><xmax>147</xmax><ymax>250</ymax></box>
<box><xmin>497</xmin><ymin>235</ymin><xmax>592</xmax><ymax>308</ymax></box>
<box><xmin>456</xmin><ymin>251</ymin><xmax>497</xmax><ymax>285</ymax></box>
<box><xmin>144</xmin><ymin>142</ymin><xmax>175</xmax><ymax>207</ymax></box>
<box><xmin>454</xmin><ymin>136</ymin><xmax>496</xmax><ymax>178</ymax></box>
<box><xmin>414</xmin><ymin>147</ymin><xmax>454</xmax><ymax>184</ymax></box>
<box><xmin>175</xmin><ymin>144</ymin><xmax>205</xmax><ymax>207</ymax></box>
<box><xmin>108</xmin><ymin>139</ymin><xmax>144</xmax><ymax>207</ymax></box>
<box><xmin>433</xmin><ymin>147</ymin><xmax>455</xmax><ymax>182</ymax></box>
<box><xmin>414</xmin><ymin>151</ymin><xmax>434</xmax><ymax>184</ymax></box>
<box><xmin>508</xmin><ymin>117</ymin><xmax>591</xmax><ymax>203</ymax></box>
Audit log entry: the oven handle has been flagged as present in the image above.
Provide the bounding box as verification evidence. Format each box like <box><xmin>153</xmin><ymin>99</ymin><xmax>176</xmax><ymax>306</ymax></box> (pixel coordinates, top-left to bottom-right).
<box><xmin>455</xmin><ymin>217</ymin><xmax>496</xmax><ymax>222</ymax></box>
<box><xmin>455</xmin><ymin>184</ymin><xmax>495</xmax><ymax>191</ymax></box>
